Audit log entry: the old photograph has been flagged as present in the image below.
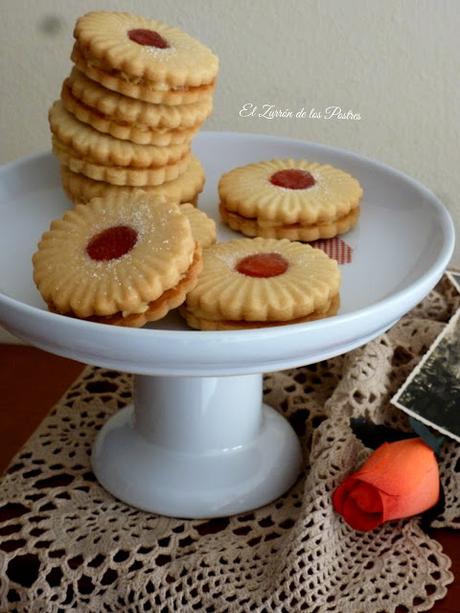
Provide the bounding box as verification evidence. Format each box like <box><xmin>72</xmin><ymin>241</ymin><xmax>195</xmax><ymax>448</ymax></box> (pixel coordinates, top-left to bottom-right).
<box><xmin>392</xmin><ymin>307</ymin><xmax>460</xmax><ymax>443</ymax></box>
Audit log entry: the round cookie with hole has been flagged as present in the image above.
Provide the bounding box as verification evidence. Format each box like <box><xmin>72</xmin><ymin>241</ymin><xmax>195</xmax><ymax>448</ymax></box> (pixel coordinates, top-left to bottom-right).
<box><xmin>180</xmin><ymin>237</ymin><xmax>340</xmax><ymax>330</ymax></box>
<box><xmin>72</xmin><ymin>11</ymin><xmax>218</xmax><ymax>104</ymax></box>
<box><xmin>219</xmin><ymin>159</ymin><xmax>363</xmax><ymax>241</ymax></box>
<box><xmin>33</xmin><ymin>192</ymin><xmax>202</xmax><ymax>327</ymax></box>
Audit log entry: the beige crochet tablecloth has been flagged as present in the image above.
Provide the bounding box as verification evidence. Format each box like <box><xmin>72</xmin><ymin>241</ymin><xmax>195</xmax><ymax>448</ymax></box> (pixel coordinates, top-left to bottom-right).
<box><xmin>0</xmin><ymin>277</ymin><xmax>459</xmax><ymax>612</ymax></box>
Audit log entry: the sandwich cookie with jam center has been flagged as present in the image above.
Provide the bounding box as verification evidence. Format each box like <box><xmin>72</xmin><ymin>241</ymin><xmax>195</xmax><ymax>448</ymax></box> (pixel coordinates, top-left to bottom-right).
<box><xmin>219</xmin><ymin>159</ymin><xmax>363</xmax><ymax>241</ymax></box>
<box><xmin>180</xmin><ymin>237</ymin><xmax>340</xmax><ymax>330</ymax></box>
<box><xmin>72</xmin><ymin>11</ymin><xmax>218</xmax><ymax>105</ymax></box>
<box><xmin>33</xmin><ymin>191</ymin><xmax>202</xmax><ymax>327</ymax></box>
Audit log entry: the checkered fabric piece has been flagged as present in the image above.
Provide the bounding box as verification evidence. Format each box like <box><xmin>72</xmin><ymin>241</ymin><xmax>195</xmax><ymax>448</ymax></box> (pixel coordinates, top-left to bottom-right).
<box><xmin>311</xmin><ymin>237</ymin><xmax>353</xmax><ymax>264</ymax></box>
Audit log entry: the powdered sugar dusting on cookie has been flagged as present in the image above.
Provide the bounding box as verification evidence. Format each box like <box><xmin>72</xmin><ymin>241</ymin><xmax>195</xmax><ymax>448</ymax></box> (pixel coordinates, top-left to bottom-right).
<box><xmin>215</xmin><ymin>251</ymin><xmax>240</xmax><ymax>270</ymax></box>
<box><xmin>77</xmin><ymin>12</ymin><xmax>218</xmax><ymax>89</ymax></box>
<box><xmin>33</xmin><ymin>192</ymin><xmax>195</xmax><ymax>318</ymax></box>
<box><xmin>144</xmin><ymin>46</ymin><xmax>177</xmax><ymax>59</ymax></box>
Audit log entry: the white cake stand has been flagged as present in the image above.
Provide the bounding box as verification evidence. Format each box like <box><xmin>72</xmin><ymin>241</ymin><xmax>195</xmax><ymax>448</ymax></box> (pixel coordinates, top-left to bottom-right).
<box><xmin>0</xmin><ymin>133</ymin><xmax>454</xmax><ymax>518</ymax></box>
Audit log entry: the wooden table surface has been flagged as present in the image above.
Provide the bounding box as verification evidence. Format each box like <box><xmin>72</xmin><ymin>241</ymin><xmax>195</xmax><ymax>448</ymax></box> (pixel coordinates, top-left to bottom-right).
<box><xmin>0</xmin><ymin>344</ymin><xmax>458</xmax><ymax>611</ymax></box>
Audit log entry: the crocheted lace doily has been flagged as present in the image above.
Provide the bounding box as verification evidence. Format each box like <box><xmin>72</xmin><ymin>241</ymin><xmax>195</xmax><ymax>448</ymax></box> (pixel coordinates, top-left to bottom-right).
<box><xmin>0</xmin><ymin>278</ymin><xmax>458</xmax><ymax>612</ymax></box>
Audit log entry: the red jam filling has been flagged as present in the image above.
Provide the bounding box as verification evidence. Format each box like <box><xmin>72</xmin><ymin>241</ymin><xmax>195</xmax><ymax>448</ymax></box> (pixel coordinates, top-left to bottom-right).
<box><xmin>86</xmin><ymin>226</ymin><xmax>138</xmax><ymax>262</ymax></box>
<box><xmin>128</xmin><ymin>29</ymin><xmax>169</xmax><ymax>48</ymax></box>
<box><xmin>270</xmin><ymin>169</ymin><xmax>316</xmax><ymax>190</ymax></box>
<box><xmin>235</xmin><ymin>253</ymin><xmax>288</xmax><ymax>278</ymax></box>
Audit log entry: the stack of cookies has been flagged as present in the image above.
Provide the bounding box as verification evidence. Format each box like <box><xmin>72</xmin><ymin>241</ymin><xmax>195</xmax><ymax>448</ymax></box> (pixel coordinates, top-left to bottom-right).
<box><xmin>49</xmin><ymin>11</ymin><xmax>219</xmax><ymax>206</ymax></box>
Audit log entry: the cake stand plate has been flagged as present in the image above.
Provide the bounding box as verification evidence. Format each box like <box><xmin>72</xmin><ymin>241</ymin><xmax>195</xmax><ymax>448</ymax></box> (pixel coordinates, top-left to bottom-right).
<box><xmin>0</xmin><ymin>132</ymin><xmax>454</xmax><ymax>517</ymax></box>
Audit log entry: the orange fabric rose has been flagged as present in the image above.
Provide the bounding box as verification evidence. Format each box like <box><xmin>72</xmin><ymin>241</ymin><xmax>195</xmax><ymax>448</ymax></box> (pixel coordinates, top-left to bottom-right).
<box><xmin>332</xmin><ymin>438</ymin><xmax>439</xmax><ymax>531</ymax></box>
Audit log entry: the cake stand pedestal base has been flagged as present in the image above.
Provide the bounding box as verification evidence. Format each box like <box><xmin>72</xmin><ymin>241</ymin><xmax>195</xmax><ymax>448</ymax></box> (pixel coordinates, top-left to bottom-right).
<box><xmin>91</xmin><ymin>373</ymin><xmax>302</xmax><ymax>518</ymax></box>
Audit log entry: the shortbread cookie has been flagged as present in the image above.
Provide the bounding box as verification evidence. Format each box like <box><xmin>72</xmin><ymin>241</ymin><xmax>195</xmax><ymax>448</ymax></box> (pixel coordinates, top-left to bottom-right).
<box><xmin>74</xmin><ymin>11</ymin><xmax>218</xmax><ymax>87</ymax></box>
<box><xmin>220</xmin><ymin>203</ymin><xmax>360</xmax><ymax>241</ymax></box>
<box><xmin>53</xmin><ymin>138</ymin><xmax>191</xmax><ymax>186</ymax></box>
<box><xmin>72</xmin><ymin>12</ymin><xmax>218</xmax><ymax>103</ymax></box>
<box><xmin>49</xmin><ymin>101</ymin><xmax>189</xmax><ymax>168</ymax></box>
<box><xmin>180</xmin><ymin>204</ymin><xmax>216</xmax><ymax>248</ymax></box>
<box><xmin>181</xmin><ymin>238</ymin><xmax>340</xmax><ymax>330</ymax></box>
<box><xmin>61</xmin><ymin>81</ymin><xmax>200</xmax><ymax>146</ymax></box>
<box><xmin>219</xmin><ymin>159</ymin><xmax>362</xmax><ymax>240</ymax></box>
<box><xmin>61</xmin><ymin>155</ymin><xmax>205</xmax><ymax>204</ymax></box>
<box><xmin>33</xmin><ymin>192</ymin><xmax>201</xmax><ymax>327</ymax></box>
<box><xmin>65</xmin><ymin>68</ymin><xmax>213</xmax><ymax>130</ymax></box>
<box><xmin>72</xmin><ymin>44</ymin><xmax>215</xmax><ymax>106</ymax></box>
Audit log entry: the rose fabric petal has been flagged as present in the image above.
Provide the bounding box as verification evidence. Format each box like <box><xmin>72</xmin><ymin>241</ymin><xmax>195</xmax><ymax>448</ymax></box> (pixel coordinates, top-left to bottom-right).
<box><xmin>332</xmin><ymin>438</ymin><xmax>439</xmax><ymax>531</ymax></box>
<box><xmin>335</xmin><ymin>479</ymin><xmax>383</xmax><ymax>531</ymax></box>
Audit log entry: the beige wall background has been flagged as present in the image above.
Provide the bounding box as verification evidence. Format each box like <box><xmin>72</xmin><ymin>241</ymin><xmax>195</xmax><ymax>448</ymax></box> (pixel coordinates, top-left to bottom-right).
<box><xmin>1</xmin><ymin>0</ymin><xmax>460</xmax><ymax>341</ymax></box>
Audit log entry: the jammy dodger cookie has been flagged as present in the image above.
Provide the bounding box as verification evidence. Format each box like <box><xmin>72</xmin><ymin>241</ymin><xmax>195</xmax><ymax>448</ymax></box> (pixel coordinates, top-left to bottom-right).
<box><xmin>72</xmin><ymin>11</ymin><xmax>218</xmax><ymax>104</ymax></box>
<box><xmin>62</xmin><ymin>78</ymin><xmax>200</xmax><ymax>146</ymax></box>
<box><xmin>33</xmin><ymin>192</ymin><xmax>202</xmax><ymax>327</ymax></box>
<box><xmin>61</xmin><ymin>155</ymin><xmax>205</xmax><ymax>205</ymax></box>
<box><xmin>61</xmin><ymin>68</ymin><xmax>213</xmax><ymax>145</ymax></box>
<box><xmin>180</xmin><ymin>237</ymin><xmax>340</xmax><ymax>330</ymax></box>
<box><xmin>219</xmin><ymin>159</ymin><xmax>363</xmax><ymax>241</ymax></box>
